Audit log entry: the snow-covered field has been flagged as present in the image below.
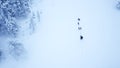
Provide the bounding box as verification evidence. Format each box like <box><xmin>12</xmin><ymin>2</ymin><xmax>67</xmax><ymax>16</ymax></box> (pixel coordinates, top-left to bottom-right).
<box><xmin>0</xmin><ymin>0</ymin><xmax>120</xmax><ymax>68</ymax></box>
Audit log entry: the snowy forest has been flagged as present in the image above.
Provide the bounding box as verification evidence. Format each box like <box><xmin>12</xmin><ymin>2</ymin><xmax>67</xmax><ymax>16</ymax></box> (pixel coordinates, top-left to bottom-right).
<box><xmin>0</xmin><ymin>0</ymin><xmax>120</xmax><ymax>68</ymax></box>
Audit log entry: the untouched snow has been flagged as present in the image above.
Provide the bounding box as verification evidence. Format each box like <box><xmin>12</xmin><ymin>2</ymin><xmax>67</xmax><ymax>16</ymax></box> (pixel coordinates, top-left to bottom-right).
<box><xmin>1</xmin><ymin>0</ymin><xmax>120</xmax><ymax>68</ymax></box>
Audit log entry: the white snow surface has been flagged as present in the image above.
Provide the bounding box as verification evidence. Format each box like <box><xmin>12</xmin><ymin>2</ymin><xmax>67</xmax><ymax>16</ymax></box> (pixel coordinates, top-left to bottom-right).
<box><xmin>1</xmin><ymin>0</ymin><xmax>120</xmax><ymax>68</ymax></box>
